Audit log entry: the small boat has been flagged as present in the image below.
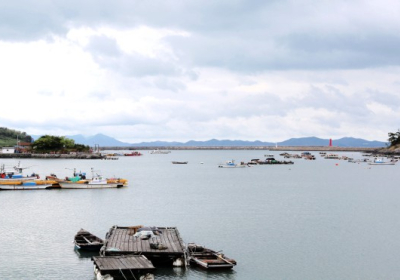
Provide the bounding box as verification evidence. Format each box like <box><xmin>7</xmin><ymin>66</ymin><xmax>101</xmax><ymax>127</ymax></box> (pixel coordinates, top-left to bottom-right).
<box><xmin>218</xmin><ymin>160</ymin><xmax>246</xmax><ymax>168</ymax></box>
<box><xmin>59</xmin><ymin>175</ymin><xmax>125</xmax><ymax>189</ymax></box>
<box><xmin>324</xmin><ymin>154</ymin><xmax>340</xmax><ymax>159</ymax></box>
<box><xmin>74</xmin><ymin>229</ymin><xmax>104</xmax><ymax>251</ymax></box>
<box><xmin>0</xmin><ymin>162</ymin><xmax>40</xmax><ymax>181</ymax></box>
<box><xmin>187</xmin><ymin>243</ymin><xmax>237</xmax><ymax>269</ymax></box>
<box><xmin>102</xmin><ymin>156</ymin><xmax>119</xmax><ymax>160</ymax></box>
<box><xmin>124</xmin><ymin>151</ymin><xmax>143</xmax><ymax>156</ymax></box>
<box><xmin>368</xmin><ymin>158</ymin><xmax>396</xmax><ymax>165</ymax></box>
<box><xmin>172</xmin><ymin>161</ymin><xmax>188</xmax><ymax>164</ymax></box>
<box><xmin>258</xmin><ymin>158</ymin><xmax>294</xmax><ymax>165</ymax></box>
<box><xmin>301</xmin><ymin>151</ymin><xmax>312</xmax><ymax>157</ymax></box>
<box><xmin>150</xmin><ymin>149</ymin><xmax>171</xmax><ymax>154</ymax></box>
<box><xmin>0</xmin><ymin>180</ymin><xmax>57</xmax><ymax>190</ymax></box>
<box><xmin>47</xmin><ymin>168</ymin><xmax>127</xmax><ymax>189</ymax></box>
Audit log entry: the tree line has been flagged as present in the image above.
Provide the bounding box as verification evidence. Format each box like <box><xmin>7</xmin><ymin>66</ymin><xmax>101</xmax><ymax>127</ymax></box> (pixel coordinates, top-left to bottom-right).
<box><xmin>0</xmin><ymin>127</ymin><xmax>32</xmax><ymax>147</ymax></box>
<box><xmin>388</xmin><ymin>130</ymin><xmax>400</xmax><ymax>147</ymax></box>
<box><xmin>31</xmin><ymin>135</ymin><xmax>90</xmax><ymax>153</ymax></box>
<box><xmin>0</xmin><ymin>127</ymin><xmax>90</xmax><ymax>153</ymax></box>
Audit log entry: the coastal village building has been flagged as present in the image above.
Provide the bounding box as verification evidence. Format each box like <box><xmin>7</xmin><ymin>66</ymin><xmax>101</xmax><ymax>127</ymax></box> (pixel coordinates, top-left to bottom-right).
<box><xmin>15</xmin><ymin>142</ymin><xmax>32</xmax><ymax>153</ymax></box>
<box><xmin>1</xmin><ymin>147</ymin><xmax>15</xmax><ymax>154</ymax></box>
<box><xmin>0</xmin><ymin>142</ymin><xmax>31</xmax><ymax>154</ymax></box>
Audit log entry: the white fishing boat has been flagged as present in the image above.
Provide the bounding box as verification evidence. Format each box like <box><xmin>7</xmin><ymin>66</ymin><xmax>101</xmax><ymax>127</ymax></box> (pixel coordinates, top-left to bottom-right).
<box><xmin>324</xmin><ymin>154</ymin><xmax>340</xmax><ymax>159</ymax></box>
<box><xmin>0</xmin><ymin>162</ymin><xmax>40</xmax><ymax>181</ymax></box>
<box><xmin>50</xmin><ymin>168</ymin><xmax>127</xmax><ymax>189</ymax></box>
<box><xmin>150</xmin><ymin>149</ymin><xmax>171</xmax><ymax>154</ymax></box>
<box><xmin>218</xmin><ymin>160</ymin><xmax>246</xmax><ymax>168</ymax></box>
<box><xmin>368</xmin><ymin>158</ymin><xmax>396</xmax><ymax>165</ymax></box>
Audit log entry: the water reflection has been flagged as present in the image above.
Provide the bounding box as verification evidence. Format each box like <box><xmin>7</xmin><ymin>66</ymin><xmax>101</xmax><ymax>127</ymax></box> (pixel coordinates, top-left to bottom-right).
<box><xmin>73</xmin><ymin>249</ymin><xmax>100</xmax><ymax>259</ymax></box>
<box><xmin>155</xmin><ymin>265</ymin><xmax>237</xmax><ymax>279</ymax></box>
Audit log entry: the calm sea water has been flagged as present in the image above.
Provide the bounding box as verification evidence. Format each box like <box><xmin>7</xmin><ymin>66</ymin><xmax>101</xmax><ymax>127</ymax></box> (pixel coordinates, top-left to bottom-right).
<box><xmin>1</xmin><ymin>150</ymin><xmax>400</xmax><ymax>280</ymax></box>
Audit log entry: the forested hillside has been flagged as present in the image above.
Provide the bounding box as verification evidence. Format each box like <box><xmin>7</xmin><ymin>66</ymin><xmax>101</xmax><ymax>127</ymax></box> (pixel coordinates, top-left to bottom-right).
<box><xmin>0</xmin><ymin>127</ymin><xmax>32</xmax><ymax>147</ymax></box>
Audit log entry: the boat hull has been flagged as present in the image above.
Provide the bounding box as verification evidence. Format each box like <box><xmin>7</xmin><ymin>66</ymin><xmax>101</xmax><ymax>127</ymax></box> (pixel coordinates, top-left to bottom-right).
<box><xmin>368</xmin><ymin>162</ymin><xmax>396</xmax><ymax>165</ymax></box>
<box><xmin>189</xmin><ymin>258</ymin><xmax>236</xmax><ymax>269</ymax></box>
<box><xmin>0</xmin><ymin>184</ymin><xmax>55</xmax><ymax>190</ymax></box>
<box><xmin>74</xmin><ymin>229</ymin><xmax>104</xmax><ymax>252</ymax></box>
<box><xmin>59</xmin><ymin>182</ymin><xmax>122</xmax><ymax>189</ymax></box>
<box><xmin>218</xmin><ymin>165</ymin><xmax>246</xmax><ymax>168</ymax></box>
<box><xmin>187</xmin><ymin>243</ymin><xmax>236</xmax><ymax>269</ymax></box>
<box><xmin>0</xmin><ymin>176</ymin><xmax>40</xmax><ymax>181</ymax></box>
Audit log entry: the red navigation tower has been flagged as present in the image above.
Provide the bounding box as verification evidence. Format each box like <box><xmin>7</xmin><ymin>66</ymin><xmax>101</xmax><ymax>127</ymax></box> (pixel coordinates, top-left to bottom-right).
<box><xmin>329</xmin><ymin>139</ymin><xmax>332</xmax><ymax>146</ymax></box>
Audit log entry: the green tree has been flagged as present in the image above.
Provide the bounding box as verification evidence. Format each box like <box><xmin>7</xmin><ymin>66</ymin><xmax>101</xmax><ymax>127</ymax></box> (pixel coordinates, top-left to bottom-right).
<box><xmin>388</xmin><ymin>130</ymin><xmax>400</xmax><ymax>147</ymax></box>
<box><xmin>60</xmin><ymin>137</ymin><xmax>75</xmax><ymax>149</ymax></box>
<box><xmin>32</xmin><ymin>135</ymin><xmax>90</xmax><ymax>153</ymax></box>
<box><xmin>32</xmin><ymin>135</ymin><xmax>65</xmax><ymax>152</ymax></box>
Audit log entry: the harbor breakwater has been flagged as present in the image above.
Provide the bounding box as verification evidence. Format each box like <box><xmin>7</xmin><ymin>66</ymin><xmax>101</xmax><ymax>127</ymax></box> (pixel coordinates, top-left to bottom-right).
<box><xmin>0</xmin><ymin>153</ymin><xmax>103</xmax><ymax>159</ymax></box>
<box><xmin>0</xmin><ymin>146</ymin><xmax>388</xmax><ymax>159</ymax></box>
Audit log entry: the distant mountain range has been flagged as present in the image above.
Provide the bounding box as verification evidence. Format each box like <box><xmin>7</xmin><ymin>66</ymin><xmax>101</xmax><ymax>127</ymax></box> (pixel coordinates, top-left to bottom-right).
<box><xmin>36</xmin><ymin>134</ymin><xmax>385</xmax><ymax>148</ymax></box>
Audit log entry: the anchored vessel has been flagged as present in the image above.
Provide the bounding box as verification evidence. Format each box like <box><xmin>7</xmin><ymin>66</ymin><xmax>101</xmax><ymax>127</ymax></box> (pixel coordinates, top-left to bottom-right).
<box><xmin>368</xmin><ymin>158</ymin><xmax>396</xmax><ymax>165</ymax></box>
<box><xmin>218</xmin><ymin>160</ymin><xmax>246</xmax><ymax>168</ymax></box>
<box><xmin>0</xmin><ymin>162</ymin><xmax>59</xmax><ymax>190</ymax></box>
<box><xmin>187</xmin><ymin>243</ymin><xmax>237</xmax><ymax>269</ymax></box>
<box><xmin>74</xmin><ymin>229</ymin><xmax>104</xmax><ymax>251</ymax></box>
<box><xmin>0</xmin><ymin>161</ymin><xmax>40</xmax><ymax>181</ymax></box>
<box><xmin>47</xmin><ymin>168</ymin><xmax>127</xmax><ymax>189</ymax></box>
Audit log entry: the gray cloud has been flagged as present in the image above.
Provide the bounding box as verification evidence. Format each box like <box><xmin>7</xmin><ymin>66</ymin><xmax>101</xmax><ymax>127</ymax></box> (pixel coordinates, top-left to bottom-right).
<box><xmin>85</xmin><ymin>35</ymin><xmax>185</xmax><ymax>78</ymax></box>
<box><xmin>2</xmin><ymin>1</ymin><xmax>400</xmax><ymax>72</ymax></box>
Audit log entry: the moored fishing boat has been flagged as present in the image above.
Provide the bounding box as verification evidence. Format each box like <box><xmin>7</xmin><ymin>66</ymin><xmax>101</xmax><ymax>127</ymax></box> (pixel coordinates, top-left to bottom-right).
<box><xmin>150</xmin><ymin>149</ymin><xmax>171</xmax><ymax>154</ymax></box>
<box><xmin>74</xmin><ymin>228</ymin><xmax>104</xmax><ymax>251</ymax></box>
<box><xmin>0</xmin><ymin>162</ymin><xmax>40</xmax><ymax>181</ymax></box>
<box><xmin>218</xmin><ymin>160</ymin><xmax>246</xmax><ymax>168</ymax></box>
<box><xmin>47</xmin><ymin>168</ymin><xmax>127</xmax><ymax>189</ymax></box>
<box><xmin>0</xmin><ymin>180</ymin><xmax>59</xmax><ymax>190</ymax></box>
<box><xmin>124</xmin><ymin>151</ymin><xmax>143</xmax><ymax>156</ymax></box>
<box><xmin>368</xmin><ymin>158</ymin><xmax>396</xmax><ymax>165</ymax></box>
<box><xmin>187</xmin><ymin>243</ymin><xmax>237</xmax><ymax>269</ymax></box>
<box><xmin>324</xmin><ymin>153</ymin><xmax>340</xmax><ymax>159</ymax></box>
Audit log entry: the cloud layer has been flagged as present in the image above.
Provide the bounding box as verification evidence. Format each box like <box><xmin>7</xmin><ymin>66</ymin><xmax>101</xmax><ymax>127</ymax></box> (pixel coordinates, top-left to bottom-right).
<box><xmin>0</xmin><ymin>0</ymin><xmax>399</xmax><ymax>142</ymax></box>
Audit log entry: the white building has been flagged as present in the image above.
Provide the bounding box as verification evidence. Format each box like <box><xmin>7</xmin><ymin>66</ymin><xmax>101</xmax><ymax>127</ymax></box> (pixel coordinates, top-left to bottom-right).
<box><xmin>1</xmin><ymin>147</ymin><xmax>15</xmax><ymax>154</ymax></box>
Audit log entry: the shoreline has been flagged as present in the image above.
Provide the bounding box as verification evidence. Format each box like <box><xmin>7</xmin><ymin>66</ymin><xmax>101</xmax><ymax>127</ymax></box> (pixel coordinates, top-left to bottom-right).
<box><xmin>0</xmin><ymin>153</ymin><xmax>103</xmax><ymax>159</ymax></box>
<box><xmin>0</xmin><ymin>146</ymin><xmax>392</xmax><ymax>159</ymax></box>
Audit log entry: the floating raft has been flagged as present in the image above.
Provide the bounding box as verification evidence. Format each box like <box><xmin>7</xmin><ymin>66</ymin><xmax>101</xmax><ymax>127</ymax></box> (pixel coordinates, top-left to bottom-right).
<box><xmin>93</xmin><ymin>255</ymin><xmax>155</xmax><ymax>279</ymax></box>
<box><xmin>102</xmin><ymin>226</ymin><xmax>186</xmax><ymax>265</ymax></box>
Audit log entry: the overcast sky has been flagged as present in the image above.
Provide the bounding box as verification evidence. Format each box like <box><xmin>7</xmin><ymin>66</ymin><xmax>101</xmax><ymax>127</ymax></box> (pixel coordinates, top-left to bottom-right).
<box><xmin>1</xmin><ymin>0</ymin><xmax>399</xmax><ymax>143</ymax></box>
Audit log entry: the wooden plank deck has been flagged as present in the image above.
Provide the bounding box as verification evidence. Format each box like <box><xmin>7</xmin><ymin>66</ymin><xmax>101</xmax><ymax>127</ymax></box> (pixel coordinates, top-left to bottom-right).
<box><xmin>93</xmin><ymin>255</ymin><xmax>155</xmax><ymax>271</ymax></box>
<box><xmin>103</xmin><ymin>226</ymin><xmax>186</xmax><ymax>263</ymax></box>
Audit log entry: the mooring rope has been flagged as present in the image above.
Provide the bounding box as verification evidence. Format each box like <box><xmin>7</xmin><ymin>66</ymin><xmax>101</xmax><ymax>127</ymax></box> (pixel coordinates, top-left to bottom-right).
<box><xmin>119</xmin><ymin>268</ymin><xmax>128</xmax><ymax>280</ymax></box>
<box><xmin>129</xmin><ymin>269</ymin><xmax>137</xmax><ymax>280</ymax></box>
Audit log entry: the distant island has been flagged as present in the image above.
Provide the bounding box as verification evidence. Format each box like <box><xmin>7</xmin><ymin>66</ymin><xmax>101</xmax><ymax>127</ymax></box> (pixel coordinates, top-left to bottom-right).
<box><xmin>3</xmin><ymin>127</ymin><xmax>399</xmax><ymax>156</ymax></box>
<box><xmin>57</xmin><ymin>134</ymin><xmax>386</xmax><ymax>148</ymax></box>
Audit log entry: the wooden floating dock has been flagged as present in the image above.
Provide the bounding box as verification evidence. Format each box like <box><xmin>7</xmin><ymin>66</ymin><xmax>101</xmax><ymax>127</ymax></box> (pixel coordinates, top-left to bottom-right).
<box><xmin>102</xmin><ymin>226</ymin><xmax>186</xmax><ymax>265</ymax></box>
<box><xmin>93</xmin><ymin>255</ymin><xmax>155</xmax><ymax>279</ymax></box>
